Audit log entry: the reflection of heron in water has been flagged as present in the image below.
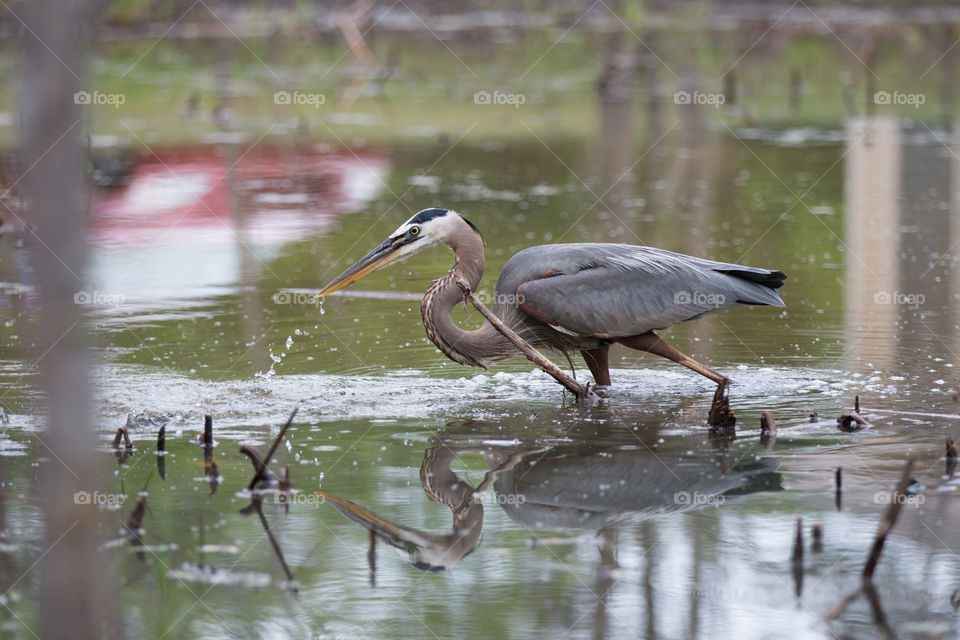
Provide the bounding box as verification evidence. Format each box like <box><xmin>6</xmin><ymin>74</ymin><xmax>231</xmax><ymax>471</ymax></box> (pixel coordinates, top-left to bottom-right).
<box><xmin>319</xmin><ymin>446</ymin><xmax>495</xmax><ymax>571</ymax></box>
<box><xmin>318</xmin><ymin>208</ymin><xmax>786</xmax><ymax>399</ymax></box>
<box><xmin>318</xmin><ymin>425</ymin><xmax>781</xmax><ymax>572</ymax></box>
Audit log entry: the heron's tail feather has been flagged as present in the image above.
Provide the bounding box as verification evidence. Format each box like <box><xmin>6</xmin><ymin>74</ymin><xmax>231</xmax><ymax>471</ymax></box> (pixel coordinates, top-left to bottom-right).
<box><xmin>714</xmin><ymin>267</ymin><xmax>786</xmax><ymax>290</ymax></box>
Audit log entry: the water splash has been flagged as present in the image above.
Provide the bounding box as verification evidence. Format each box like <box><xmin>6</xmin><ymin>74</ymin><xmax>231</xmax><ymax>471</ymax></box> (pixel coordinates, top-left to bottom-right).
<box><xmin>255</xmin><ymin>347</ymin><xmax>284</xmax><ymax>380</ymax></box>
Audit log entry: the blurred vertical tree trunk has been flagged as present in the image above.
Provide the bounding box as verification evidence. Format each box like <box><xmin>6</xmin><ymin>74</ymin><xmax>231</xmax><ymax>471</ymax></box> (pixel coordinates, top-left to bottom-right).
<box><xmin>20</xmin><ymin>1</ymin><xmax>104</xmax><ymax>638</ymax></box>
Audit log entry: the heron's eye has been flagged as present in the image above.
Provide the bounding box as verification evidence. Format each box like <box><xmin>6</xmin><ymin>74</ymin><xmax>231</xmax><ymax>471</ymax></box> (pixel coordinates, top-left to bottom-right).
<box><xmin>409</xmin><ymin>226</ymin><xmax>421</xmax><ymax>237</ymax></box>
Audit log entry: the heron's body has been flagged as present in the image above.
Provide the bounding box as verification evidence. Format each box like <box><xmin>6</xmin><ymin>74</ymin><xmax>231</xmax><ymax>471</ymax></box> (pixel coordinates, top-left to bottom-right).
<box><xmin>319</xmin><ymin>208</ymin><xmax>785</xmax><ymax>390</ymax></box>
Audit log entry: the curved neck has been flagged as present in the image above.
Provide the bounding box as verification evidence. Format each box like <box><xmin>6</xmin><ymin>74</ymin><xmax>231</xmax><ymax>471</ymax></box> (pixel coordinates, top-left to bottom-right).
<box><xmin>420</xmin><ymin>231</ymin><xmax>516</xmax><ymax>368</ymax></box>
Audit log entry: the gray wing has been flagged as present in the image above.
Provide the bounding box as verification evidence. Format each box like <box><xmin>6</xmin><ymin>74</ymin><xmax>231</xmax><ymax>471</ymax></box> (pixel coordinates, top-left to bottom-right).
<box><xmin>497</xmin><ymin>244</ymin><xmax>785</xmax><ymax>338</ymax></box>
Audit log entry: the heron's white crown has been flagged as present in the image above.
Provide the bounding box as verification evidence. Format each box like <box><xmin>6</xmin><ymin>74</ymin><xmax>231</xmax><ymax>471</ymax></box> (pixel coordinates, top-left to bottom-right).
<box><xmin>390</xmin><ymin>209</ymin><xmax>461</xmax><ymax>241</ymax></box>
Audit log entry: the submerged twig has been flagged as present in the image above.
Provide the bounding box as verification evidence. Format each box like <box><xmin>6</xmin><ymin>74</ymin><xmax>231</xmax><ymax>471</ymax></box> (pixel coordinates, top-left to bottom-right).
<box><xmin>247</xmin><ymin>408</ymin><xmax>298</xmax><ymax>491</ymax></box>
<box><xmin>811</xmin><ymin>525</ymin><xmax>823</xmax><ymax>554</ymax></box>
<box><xmin>947</xmin><ymin>437</ymin><xmax>958</xmax><ymax>479</ymax></box>
<box><xmin>250</xmin><ymin>499</ymin><xmax>298</xmax><ymax>591</ymax></box>
<box><xmin>126</xmin><ymin>497</ymin><xmax>146</xmax><ymax>535</ymax></box>
<box><xmin>125</xmin><ymin>496</ymin><xmax>147</xmax><ymax>560</ymax></box>
<box><xmin>368</xmin><ymin>527</ymin><xmax>376</xmax><ymax>588</ymax></box>
<box><xmin>205</xmin><ymin>444</ymin><xmax>220</xmax><ymax>497</ymax></box>
<box><xmin>835</xmin><ymin>467</ymin><xmax>842</xmax><ymax>511</ymax></box>
<box><xmin>454</xmin><ymin>276</ymin><xmax>598</xmax><ymax>404</ymax></box>
<box><xmin>825</xmin><ymin>587</ymin><xmax>863</xmax><ymax>622</ymax></box>
<box><xmin>824</xmin><ymin>459</ymin><xmax>915</xmax><ymax>625</ymax></box>
<box><xmin>862</xmin><ymin>581</ymin><xmax>894</xmax><ymax>639</ymax></box>
<box><xmin>792</xmin><ymin>517</ymin><xmax>804</xmax><ymax>597</ymax></box>
<box><xmin>862</xmin><ymin>459</ymin><xmax>914</xmax><ymax>580</ymax></box>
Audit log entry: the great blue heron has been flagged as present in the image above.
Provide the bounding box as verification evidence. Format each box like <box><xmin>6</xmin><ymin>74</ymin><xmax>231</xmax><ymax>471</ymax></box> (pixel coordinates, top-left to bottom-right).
<box><xmin>318</xmin><ymin>208</ymin><xmax>785</xmax><ymax>394</ymax></box>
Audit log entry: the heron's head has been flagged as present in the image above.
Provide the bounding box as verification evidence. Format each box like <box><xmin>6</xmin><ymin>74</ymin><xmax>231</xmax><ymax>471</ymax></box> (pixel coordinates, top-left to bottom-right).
<box><xmin>318</xmin><ymin>208</ymin><xmax>481</xmax><ymax>296</ymax></box>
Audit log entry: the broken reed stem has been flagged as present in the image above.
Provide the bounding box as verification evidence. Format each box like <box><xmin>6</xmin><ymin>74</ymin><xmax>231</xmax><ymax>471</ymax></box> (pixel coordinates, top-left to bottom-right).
<box><xmin>203</xmin><ymin>415</ymin><xmax>213</xmax><ymax>447</ymax></box>
<box><xmin>708</xmin><ymin>380</ymin><xmax>736</xmax><ymax>431</ymax></box>
<box><xmin>837</xmin><ymin>412</ymin><xmax>871</xmax><ymax>431</ymax></box>
<box><xmin>855</xmin><ymin>394</ymin><xmax>860</xmax><ymax>414</ymax></box>
<box><xmin>157</xmin><ymin>425</ymin><xmax>165</xmax><ymax>452</ymax></box>
<box><xmin>947</xmin><ymin>437</ymin><xmax>957</xmax><ymax>459</ymax></box>
<box><xmin>112</xmin><ymin>426</ymin><xmax>131</xmax><ymax>449</ymax></box>
<box><xmin>760</xmin><ymin>410</ymin><xmax>776</xmax><ymax>448</ymax></box>
<box><xmin>240</xmin><ymin>445</ymin><xmax>267</xmax><ymax>472</ymax></box>
<box><xmin>760</xmin><ymin>411</ymin><xmax>777</xmax><ymax>437</ymax></box>
<box><xmin>862</xmin><ymin>458</ymin><xmax>914</xmax><ymax>580</ymax></box>
<box><xmin>454</xmin><ymin>277</ymin><xmax>598</xmax><ymax>403</ymax></box>
<box><xmin>247</xmin><ymin>407</ymin><xmax>299</xmax><ymax>491</ymax></box>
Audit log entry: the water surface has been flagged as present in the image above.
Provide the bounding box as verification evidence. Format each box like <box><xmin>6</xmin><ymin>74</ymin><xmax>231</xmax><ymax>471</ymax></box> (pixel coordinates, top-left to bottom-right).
<box><xmin>1</xmin><ymin>12</ymin><xmax>960</xmax><ymax>639</ymax></box>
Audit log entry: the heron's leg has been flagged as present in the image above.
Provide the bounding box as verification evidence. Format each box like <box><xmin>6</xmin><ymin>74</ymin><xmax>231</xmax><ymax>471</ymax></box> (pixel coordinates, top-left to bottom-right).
<box><xmin>581</xmin><ymin>345</ymin><xmax>611</xmax><ymax>386</ymax></box>
<box><xmin>617</xmin><ymin>332</ymin><xmax>728</xmax><ymax>385</ymax></box>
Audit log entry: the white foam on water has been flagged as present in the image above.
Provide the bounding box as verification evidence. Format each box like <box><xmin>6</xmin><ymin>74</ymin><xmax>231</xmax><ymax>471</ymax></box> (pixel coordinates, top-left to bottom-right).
<box><xmin>82</xmin><ymin>363</ymin><xmax>870</xmax><ymax>433</ymax></box>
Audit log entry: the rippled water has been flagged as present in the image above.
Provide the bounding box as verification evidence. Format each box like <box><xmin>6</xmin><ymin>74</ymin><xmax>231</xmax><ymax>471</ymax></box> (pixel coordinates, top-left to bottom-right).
<box><xmin>3</xmin><ymin>16</ymin><xmax>960</xmax><ymax>640</ymax></box>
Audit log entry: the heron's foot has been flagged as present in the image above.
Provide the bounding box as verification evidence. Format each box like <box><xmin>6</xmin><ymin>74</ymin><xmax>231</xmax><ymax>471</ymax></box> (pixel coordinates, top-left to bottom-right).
<box><xmin>708</xmin><ymin>377</ymin><xmax>736</xmax><ymax>433</ymax></box>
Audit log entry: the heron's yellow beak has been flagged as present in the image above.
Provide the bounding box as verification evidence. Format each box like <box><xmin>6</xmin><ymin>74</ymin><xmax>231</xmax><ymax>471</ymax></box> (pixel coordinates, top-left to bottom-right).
<box><xmin>317</xmin><ymin>236</ymin><xmax>405</xmax><ymax>297</ymax></box>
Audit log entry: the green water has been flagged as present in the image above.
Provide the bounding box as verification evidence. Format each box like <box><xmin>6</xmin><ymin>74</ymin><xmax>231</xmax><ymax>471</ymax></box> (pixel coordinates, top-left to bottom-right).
<box><xmin>1</xmin><ymin>13</ymin><xmax>960</xmax><ymax>639</ymax></box>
